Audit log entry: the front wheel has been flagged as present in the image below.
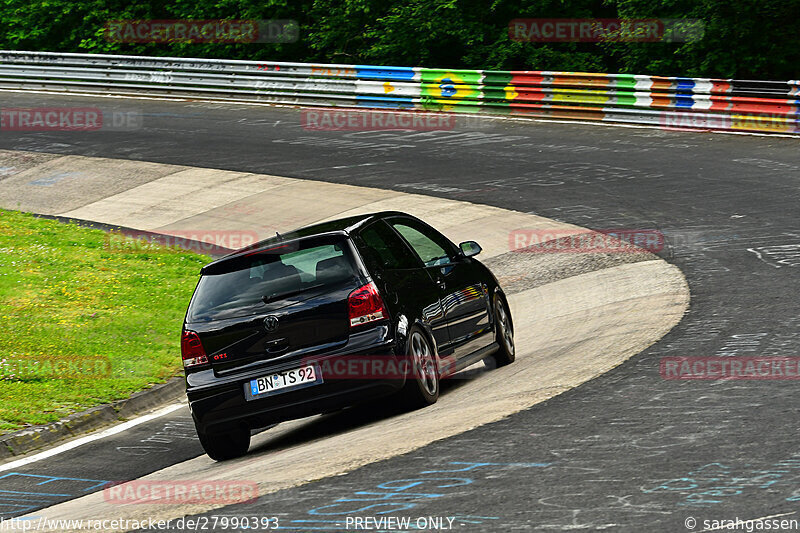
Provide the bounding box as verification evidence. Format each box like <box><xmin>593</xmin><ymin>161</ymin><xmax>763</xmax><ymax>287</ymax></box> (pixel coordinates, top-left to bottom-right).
<box><xmin>487</xmin><ymin>294</ymin><xmax>515</xmax><ymax>367</ymax></box>
<box><xmin>196</xmin><ymin>423</ymin><xmax>251</xmax><ymax>461</ymax></box>
<box><xmin>400</xmin><ymin>327</ymin><xmax>440</xmax><ymax>408</ymax></box>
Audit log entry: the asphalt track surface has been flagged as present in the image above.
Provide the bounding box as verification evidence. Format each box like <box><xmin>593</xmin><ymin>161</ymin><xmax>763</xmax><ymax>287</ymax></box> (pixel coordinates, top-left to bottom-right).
<box><xmin>1</xmin><ymin>92</ymin><xmax>800</xmax><ymax>531</ymax></box>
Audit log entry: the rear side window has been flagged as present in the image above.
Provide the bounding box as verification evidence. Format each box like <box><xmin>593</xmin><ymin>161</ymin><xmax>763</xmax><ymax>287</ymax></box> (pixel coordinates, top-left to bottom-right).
<box><xmin>355</xmin><ymin>220</ymin><xmax>419</xmax><ymax>271</ymax></box>
<box><xmin>188</xmin><ymin>238</ymin><xmax>357</xmax><ymax>321</ymax></box>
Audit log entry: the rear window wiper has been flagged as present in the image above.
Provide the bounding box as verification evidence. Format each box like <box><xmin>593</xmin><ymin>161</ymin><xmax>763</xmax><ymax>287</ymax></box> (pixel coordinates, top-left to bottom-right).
<box><xmin>262</xmin><ymin>284</ymin><xmax>324</xmax><ymax>304</ymax></box>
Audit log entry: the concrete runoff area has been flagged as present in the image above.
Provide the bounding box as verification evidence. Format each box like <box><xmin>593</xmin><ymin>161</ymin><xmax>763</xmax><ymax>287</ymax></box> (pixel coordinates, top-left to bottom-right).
<box><xmin>0</xmin><ymin>151</ymin><xmax>688</xmax><ymax>531</ymax></box>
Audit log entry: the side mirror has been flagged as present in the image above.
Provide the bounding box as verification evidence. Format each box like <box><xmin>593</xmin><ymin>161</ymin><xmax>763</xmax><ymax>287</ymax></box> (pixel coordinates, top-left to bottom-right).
<box><xmin>459</xmin><ymin>240</ymin><xmax>482</xmax><ymax>258</ymax></box>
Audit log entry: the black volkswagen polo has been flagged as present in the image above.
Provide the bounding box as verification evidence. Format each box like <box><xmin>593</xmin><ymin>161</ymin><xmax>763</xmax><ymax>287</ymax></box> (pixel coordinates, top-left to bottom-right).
<box><xmin>182</xmin><ymin>211</ymin><xmax>514</xmax><ymax>460</ymax></box>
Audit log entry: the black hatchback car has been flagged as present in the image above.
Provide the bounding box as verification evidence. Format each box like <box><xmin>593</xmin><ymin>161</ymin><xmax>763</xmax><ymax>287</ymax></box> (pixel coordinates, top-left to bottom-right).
<box><xmin>182</xmin><ymin>211</ymin><xmax>514</xmax><ymax>460</ymax></box>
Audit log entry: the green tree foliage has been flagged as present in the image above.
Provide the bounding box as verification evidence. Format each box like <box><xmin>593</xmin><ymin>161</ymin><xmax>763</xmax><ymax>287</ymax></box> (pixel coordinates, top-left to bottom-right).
<box><xmin>603</xmin><ymin>0</ymin><xmax>800</xmax><ymax>78</ymax></box>
<box><xmin>0</xmin><ymin>0</ymin><xmax>795</xmax><ymax>79</ymax></box>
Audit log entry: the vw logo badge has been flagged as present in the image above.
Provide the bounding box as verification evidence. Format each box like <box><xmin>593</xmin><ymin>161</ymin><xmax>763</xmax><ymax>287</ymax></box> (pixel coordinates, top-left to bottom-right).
<box><xmin>264</xmin><ymin>315</ymin><xmax>279</xmax><ymax>332</ymax></box>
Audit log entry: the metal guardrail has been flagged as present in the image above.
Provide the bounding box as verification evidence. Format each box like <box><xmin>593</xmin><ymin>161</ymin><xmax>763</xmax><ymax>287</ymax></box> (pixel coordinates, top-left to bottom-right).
<box><xmin>1</xmin><ymin>50</ymin><xmax>798</xmax><ymax>134</ymax></box>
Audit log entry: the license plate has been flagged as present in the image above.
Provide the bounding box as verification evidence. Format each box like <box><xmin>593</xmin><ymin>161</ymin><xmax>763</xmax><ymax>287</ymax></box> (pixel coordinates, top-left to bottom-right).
<box><xmin>245</xmin><ymin>364</ymin><xmax>322</xmax><ymax>400</ymax></box>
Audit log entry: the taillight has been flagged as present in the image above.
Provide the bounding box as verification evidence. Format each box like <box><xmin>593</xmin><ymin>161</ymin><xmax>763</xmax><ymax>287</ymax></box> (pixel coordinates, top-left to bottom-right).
<box><xmin>181</xmin><ymin>330</ymin><xmax>209</xmax><ymax>368</ymax></box>
<box><xmin>348</xmin><ymin>281</ymin><xmax>387</xmax><ymax>327</ymax></box>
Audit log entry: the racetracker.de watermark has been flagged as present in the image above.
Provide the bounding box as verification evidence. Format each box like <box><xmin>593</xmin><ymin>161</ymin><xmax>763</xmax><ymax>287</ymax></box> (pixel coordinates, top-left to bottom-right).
<box><xmin>302</xmin><ymin>355</ymin><xmax>460</xmax><ymax>380</ymax></box>
<box><xmin>103</xmin><ymin>480</ymin><xmax>258</xmax><ymax>505</ymax></box>
<box><xmin>0</xmin><ymin>108</ymin><xmax>142</xmax><ymax>131</ymax></box>
<box><xmin>0</xmin><ymin>356</ymin><xmax>111</xmax><ymax>380</ymax></box>
<box><xmin>661</xmin><ymin>112</ymin><xmax>795</xmax><ymax>132</ymax></box>
<box><xmin>0</xmin><ymin>515</ymin><xmax>278</xmax><ymax>531</ymax></box>
<box><xmin>105</xmin><ymin>19</ymin><xmax>299</xmax><ymax>43</ymax></box>
<box><xmin>301</xmin><ymin>108</ymin><xmax>457</xmax><ymax>131</ymax></box>
<box><xmin>509</xmin><ymin>228</ymin><xmax>664</xmax><ymax>254</ymax></box>
<box><xmin>105</xmin><ymin>229</ymin><xmax>259</xmax><ymax>255</ymax></box>
<box><xmin>661</xmin><ymin>357</ymin><xmax>800</xmax><ymax>380</ymax></box>
<box><xmin>509</xmin><ymin>18</ymin><xmax>705</xmax><ymax>42</ymax></box>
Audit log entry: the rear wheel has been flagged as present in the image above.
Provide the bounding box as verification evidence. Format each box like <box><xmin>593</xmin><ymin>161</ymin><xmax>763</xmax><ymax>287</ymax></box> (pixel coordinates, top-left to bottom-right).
<box><xmin>487</xmin><ymin>294</ymin><xmax>515</xmax><ymax>367</ymax></box>
<box><xmin>400</xmin><ymin>327</ymin><xmax>440</xmax><ymax>408</ymax></box>
<box><xmin>196</xmin><ymin>423</ymin><xmax>250</xmax><ymax>461</ymax></box>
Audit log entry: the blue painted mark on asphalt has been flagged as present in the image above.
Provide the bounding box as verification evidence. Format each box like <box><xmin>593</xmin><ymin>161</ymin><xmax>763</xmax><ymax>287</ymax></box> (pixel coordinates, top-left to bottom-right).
<box><xmin>421</xmin><ymin>461</ymin><xmax>551</xmax><ymax>473</ymax></box>
<box><xmin>0</xmin><ymin>502</ymin><xmax>51</xmax><ymax>514</ymax></box>
<box><xmin>337</xmin><ymin>490</ymin><xmax>445</xmax><ymax>502</ymax></box>
<box><xmin>302</xmin><ymin>461</ymin><xmax>547</xmax><ymax>522</ymax></box>
<box><xmin>28</xmin><ymin>171</ymin><xmax>84</xmax><ymax>186</ymax></box>
<box><xmin>0</xmin><ymin>472</ymin><xmax>109</xmax><ymax>491</ymax></box>
<box><xmin>643</xmin><ymin>457</ymin><xmax>800</xmax><ymax>507</ymax></box>
<box><xmin>0</xmin><ymin>489</ymin><xmax>71</xmax><ymax>497</ymax></box>
<box><xmin>0</xmin><ymin>473</ymin><xmax>109</xmax><ymax>517</ymax></box>
<box><xmin>376</xmin><ymin>478</ymin><xmax>472</xmax><ymax>490</ymax></box>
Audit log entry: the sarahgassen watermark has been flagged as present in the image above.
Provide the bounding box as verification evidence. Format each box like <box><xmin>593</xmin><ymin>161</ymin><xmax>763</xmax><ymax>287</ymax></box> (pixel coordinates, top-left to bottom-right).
<box><xmin>105</xmin><ymin>19</ymin><xmax>299</xmax><ymax>43</ymax></box>
<box><xmin>509</xmin><ymin>18</ymin><xmax>704</xmax><ymax>42</ymax></box>
<box><xmin>689</xmin><ymin>517</ymin><xmax>800</xmax><ymax>532</ymax></box>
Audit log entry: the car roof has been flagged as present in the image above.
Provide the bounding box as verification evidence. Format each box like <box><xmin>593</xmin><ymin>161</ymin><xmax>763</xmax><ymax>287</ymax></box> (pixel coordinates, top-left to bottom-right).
<box><xmin>202</xmin><ymin>211</ymin><xmax>413</xmax><ymax>270</ymax></box>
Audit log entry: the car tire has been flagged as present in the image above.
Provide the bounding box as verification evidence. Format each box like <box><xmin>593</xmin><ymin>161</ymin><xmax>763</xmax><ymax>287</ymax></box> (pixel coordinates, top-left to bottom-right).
<box><xmin>400</xmin><ymin>326</ymin><xmax>440</xmax><ymax>408</ymax></box>
<box><xmin>488</xmin><ymin>294</ymin><xmax>515</xmax><ymax>367</ymax></box>
<box><xmin>196</xmin><ymin>423</ymin><xmax>251</xmax><ymax>461</ymax></box>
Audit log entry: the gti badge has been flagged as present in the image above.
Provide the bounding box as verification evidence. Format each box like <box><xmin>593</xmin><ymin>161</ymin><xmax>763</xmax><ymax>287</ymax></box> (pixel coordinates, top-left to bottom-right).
<box><xmin>264</xmin><ymin>315</ymin><xmax>279</xmax><ymax>332</ymax></box>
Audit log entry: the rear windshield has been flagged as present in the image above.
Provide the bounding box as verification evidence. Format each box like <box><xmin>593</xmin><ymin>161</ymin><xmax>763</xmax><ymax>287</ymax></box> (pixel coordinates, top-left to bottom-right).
<box><xmin>187</xmin><ymin>237</ymin><xmax>357</xmax><ymax>321</ymax></box>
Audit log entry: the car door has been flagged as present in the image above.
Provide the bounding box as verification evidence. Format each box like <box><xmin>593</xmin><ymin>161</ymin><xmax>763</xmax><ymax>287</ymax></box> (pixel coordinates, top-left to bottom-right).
<box><xmin>352</xmin><ymin>220</ymin><xmax>450</xmax><ymax>352</ymax></box>
<box><xmin>386</xmin><ymin>216</ymin><xmax>492</xmax><ymax>359</ymax></box>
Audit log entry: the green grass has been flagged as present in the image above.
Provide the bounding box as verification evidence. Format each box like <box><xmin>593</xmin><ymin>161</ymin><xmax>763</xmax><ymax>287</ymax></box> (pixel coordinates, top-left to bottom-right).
<box><xmin>0</xmin><ymin>209</ymin><xmax>211</xmax><ymax>434</ymax></box>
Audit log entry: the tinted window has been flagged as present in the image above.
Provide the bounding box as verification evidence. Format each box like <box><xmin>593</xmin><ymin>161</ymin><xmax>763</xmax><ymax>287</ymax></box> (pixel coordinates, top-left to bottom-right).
<box><xmin>390</xmin><ymin>220</ymin><xmax>456</xmax><ymax>267</ymax></box>
<box><xmin>188</xmin><ymin>238</ymin><xmax>356</xmax><ymax>321</ymax></box>
<box><xmin>356</xmin><ymin>220</ymin><xmax>419</xmax><ymax>270</ymax></box>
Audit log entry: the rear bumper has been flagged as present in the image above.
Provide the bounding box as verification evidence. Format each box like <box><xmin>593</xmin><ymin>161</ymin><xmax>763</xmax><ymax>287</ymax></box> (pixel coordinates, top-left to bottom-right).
<box><xmin>187</xmin><ymin>342</ymin><xmax>404</xmax><ymax>433</ymax></box>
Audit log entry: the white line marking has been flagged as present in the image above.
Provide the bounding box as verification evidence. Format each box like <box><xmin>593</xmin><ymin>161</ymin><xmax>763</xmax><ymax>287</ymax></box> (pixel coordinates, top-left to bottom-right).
<box><xmin>0</xmin><ymin>402</ymin><xmax>185</xmax><ymax>472</ymax></box>
<box><xmin>747</xmin><ymin>247</ymin><xmax>785</xmax><ymax>268</ymax></box>
<box><xmin>1</xmin><ymin>88</ymin><xmax>798</xmax><ymax>139</ymax></box>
